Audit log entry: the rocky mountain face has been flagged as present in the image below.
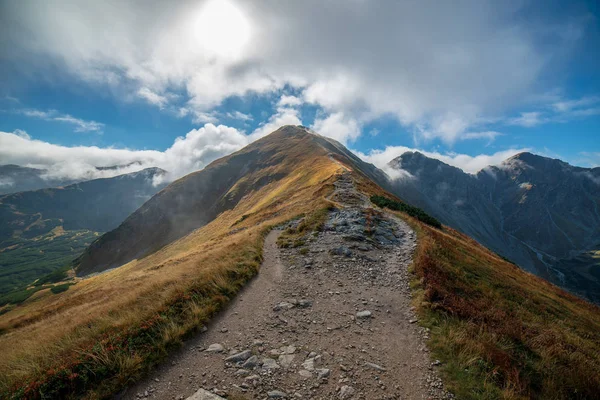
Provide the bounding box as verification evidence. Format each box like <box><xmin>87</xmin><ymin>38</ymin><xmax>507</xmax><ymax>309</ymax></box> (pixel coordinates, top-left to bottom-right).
<box><xmin>388</xmin><ymin>151</ymin><xmax>600</xmax><ymax>303</ymax></box>
<box><xmin>74</xmin><ymin>126</ymin><xmax>388</xmax><ymax>276</ymax></box>
<box><xmin>0</xmin><ymin>167</ymin><xmax>166</xmax><ymax>293</ymax></box>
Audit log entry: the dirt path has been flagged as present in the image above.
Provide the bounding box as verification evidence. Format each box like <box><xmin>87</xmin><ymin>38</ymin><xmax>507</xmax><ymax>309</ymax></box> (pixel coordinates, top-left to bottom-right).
<box><xmin>123</xmin><ymin>174</ymin><xmax>450</xmax><ymax>400</ymax></box>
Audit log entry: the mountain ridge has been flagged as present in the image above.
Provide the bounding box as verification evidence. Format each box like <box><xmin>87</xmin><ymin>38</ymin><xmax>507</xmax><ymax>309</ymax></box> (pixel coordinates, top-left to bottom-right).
<box><xmin>74</xmin><ymin>125</ymin><xmax>387</xmax><ymax>276</ymax></box>
<box><xmin>388</xmin><ymin>150</ymin><xmax>600</xmax><ymax>303</ymax></box>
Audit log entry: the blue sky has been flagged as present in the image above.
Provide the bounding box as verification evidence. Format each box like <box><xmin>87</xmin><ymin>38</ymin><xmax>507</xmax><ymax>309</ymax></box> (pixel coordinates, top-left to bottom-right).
<box><xmin>0</xmin><ymin>0</ymin><xmax>599</xmax><ymax>182</ymax></box>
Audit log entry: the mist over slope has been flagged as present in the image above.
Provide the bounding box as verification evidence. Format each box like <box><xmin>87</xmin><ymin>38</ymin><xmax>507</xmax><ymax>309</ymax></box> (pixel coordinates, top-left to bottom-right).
<box><xmin>74</xmin><ymin>126</ymin><xmax>388</xmax><ymax>276</ymax></box>
<box><xmin>0</xmin><ymin>165</ymin><xmax>75</xmax><ymax>195</ymax></box>
<box><xmin>388</xmin><ymin>151</ymin><xmax>600</xmax><ymax>303</ymax></box>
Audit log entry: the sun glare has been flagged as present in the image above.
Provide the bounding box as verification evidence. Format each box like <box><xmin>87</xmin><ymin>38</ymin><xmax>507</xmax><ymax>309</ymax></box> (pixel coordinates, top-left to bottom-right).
<box><xmin>194</xmin><ymin>0</ymin><xmax>251</xmax><ymax>59</ymax></box>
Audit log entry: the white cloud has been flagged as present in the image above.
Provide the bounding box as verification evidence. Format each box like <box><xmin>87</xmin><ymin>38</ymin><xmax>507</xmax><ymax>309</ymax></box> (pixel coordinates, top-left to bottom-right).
<box><xmin>12</xmin><ymin>129</ymin><xmax>30</xmax><ymax>140</ymax></box>
<box><xmin>552</xmin><ymin>96</ymin><xmax>599</xmax><ymax>113</ymax></box>
<box><xmin>311</xmin><ymin>112</ymin><xmax>360</xmax><ymax>144</ymax></box>
<box><xmin>357</xmin><ymin>146</ymin><xmax>530</xmax><ymax>175</ymax></box>
<box><xmin>225</xmin><ymin>110</ymin><xmax>253</xmax><ymax>121</ymax></box>
<box><xmin>462</xmin><ymin>131</ymin><xmax>502</xmax><ymax>141</ymax></box>
<box><xmin>21</xmin><ymin>109</ymin><xmax>55</xmax><ymax>119</ymax></box>
<box><xmin>137</xmin><ymin>87</ymin><xmax>169</xmax><ymax>108</ymax></box>
<box><xmin>508</xmin><ymin>96</ymin><xmax>600</xmax><ymax>128</ymax></box>
<box><xmin>278</xmin><ymin>95</ymin><xmax>302</xmax><ymax>107</ymax></box>
<box><xmin>53</xmin><ymin>115</ymin><xmax>105</xmax><ymax>133</ymax></box>
<box><xmin>509</xmin><ymin>111</ymin><xmax>544</xmax><ymax>127</ymax></box>
<box><xmin>1</xmin><ymin>0</ymin><xmax>588</xmax><ymax>143</ymax></box>
<box><xmin>249</xmin><ymin>107</ymin><xmax>302</xmax><ymax>140</ymax></box>
<box><xmin>17</xmin><ymin>108</ymin><xmax>104</xmax><ymax>133</ymax></box>
<box><xmin>0</xmin><ymin>124</ymin><xmax>250</xmax><ymax>184</ymax></box>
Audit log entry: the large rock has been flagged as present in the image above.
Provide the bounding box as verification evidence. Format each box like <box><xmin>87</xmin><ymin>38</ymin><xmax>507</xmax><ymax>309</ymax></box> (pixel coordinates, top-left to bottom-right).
<box><xmin>187</xmin><ymin>388</ymin><xmax>225</xmax><ymax>400</ymax></box>
<box><xmin>225</xmin><ymin>349</ymin><xmax>252</xmax><ymax>362</ymax></box>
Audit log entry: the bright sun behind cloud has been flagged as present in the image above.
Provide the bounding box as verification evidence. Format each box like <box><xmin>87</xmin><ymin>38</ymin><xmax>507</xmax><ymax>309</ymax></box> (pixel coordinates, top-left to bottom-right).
<box><xmin>193</xmin><ymin>0</ymin><xmax>251</xmax><ymax>59</ymax></box>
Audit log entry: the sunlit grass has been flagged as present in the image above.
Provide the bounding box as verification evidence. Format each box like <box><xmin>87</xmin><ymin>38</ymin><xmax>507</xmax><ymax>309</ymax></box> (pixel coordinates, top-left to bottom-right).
<box><xmin>0</xmin><ymin>132</ymin><xmax>341</xmax><ymax>399</ymax></box>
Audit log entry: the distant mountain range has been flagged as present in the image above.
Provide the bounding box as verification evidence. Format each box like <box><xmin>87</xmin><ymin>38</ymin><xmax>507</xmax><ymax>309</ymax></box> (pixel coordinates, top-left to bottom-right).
<box><xmin>1</xmin><ymin>135</ymin><xmax>599</xmax><ymax>305</ymax></box>
<box><xmin>0</xmin><ymin>167</ymin><xmax>166</xmax><ymax>295</ymax></box>
<box><xmin>388</xmin><ymin>151</ymin><xmax>600</xmax><ymax>303</ymax></box>
<box><xmin>0</xmin><ymin>164</ymin><xmax>76</xmax><ymax>195</ymax></box>
<box><xmin>0</xmin><ymin>162</ymin><xmax>148</xmax><ymax>195</ymax></box>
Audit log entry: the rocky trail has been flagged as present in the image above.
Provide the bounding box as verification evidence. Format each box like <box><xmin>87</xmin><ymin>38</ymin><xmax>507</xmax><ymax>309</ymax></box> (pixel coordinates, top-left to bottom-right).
<box><xmin>122</xmin><ymin>173</ymin><xmax>451</xmax><ymax>400</ymax></box>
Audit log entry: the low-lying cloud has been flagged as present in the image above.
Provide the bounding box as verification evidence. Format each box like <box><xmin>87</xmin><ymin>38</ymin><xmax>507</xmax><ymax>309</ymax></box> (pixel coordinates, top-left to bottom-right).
<box><xmin>0</xmin><ymin>125</ymin><xmax>250</xmax><ymax>184</ymax></box>
<box><xmin>356</xmin><ymin>146</ymin><xmax>530</xmax><ymax>176</ymax></box>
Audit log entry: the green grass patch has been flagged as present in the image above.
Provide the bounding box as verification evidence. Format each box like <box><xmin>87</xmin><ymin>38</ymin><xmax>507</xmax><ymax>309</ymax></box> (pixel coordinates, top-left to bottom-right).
<box><xmin>50</xmin><ymin>283</ymin><xmax>72</xmax><ymax>295</ymax></box>
<box><xmin>370</xmin><ymin>195</ymin><xmax>442</xmax><ymax>228</ymax></box>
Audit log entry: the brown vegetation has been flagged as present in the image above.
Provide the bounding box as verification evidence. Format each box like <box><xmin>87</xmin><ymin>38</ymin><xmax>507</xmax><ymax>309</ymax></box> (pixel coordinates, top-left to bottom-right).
<box><xmin>406</xmin><ymin>219</ymin><xmax>600</xmax><ymax>399</ymax></box>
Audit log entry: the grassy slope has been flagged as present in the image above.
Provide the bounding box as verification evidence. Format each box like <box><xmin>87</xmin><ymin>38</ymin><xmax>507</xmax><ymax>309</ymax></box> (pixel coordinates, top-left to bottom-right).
<box><xmin>0</xmin><ymin>135</ymin><xmax>341</xmax><ymax>399</ymax></box>
<box><xmin>360</xmin><ymin>178</ymin><xmax>600</xmax><ymax>399</ymax></box>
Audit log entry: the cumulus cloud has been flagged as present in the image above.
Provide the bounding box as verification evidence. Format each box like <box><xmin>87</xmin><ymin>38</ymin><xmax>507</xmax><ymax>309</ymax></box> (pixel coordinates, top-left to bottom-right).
<box><xmin>0</xmin><ymin>0</ymin><xmax>589</xmax><ymax>143</ymax></box>
<box><xmin>278</xmin><ymin>95</ymin><xmax>302</xmax><ymax>107</ymax></box>
<box><xmin>0</xmin><ymin>124</ymin><xmax>251</xmax><ymax>184</ymax></box>
<box><xmin>357</xmin><ymin>146</ymin><xmax>530</xmax><ymax>175</ymax></box>
<box><xmin>249</xmin><ymin>106</ymin><xmax>302</xmax><ymax>140</ymax></box>
<box><xmin>311</xmin><ymin>112</ymin><xmax>360</xmax><ymax>144</ymax></box>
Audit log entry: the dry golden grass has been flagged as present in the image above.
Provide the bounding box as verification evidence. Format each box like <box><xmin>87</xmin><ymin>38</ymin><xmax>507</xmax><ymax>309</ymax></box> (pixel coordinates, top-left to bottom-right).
<box><xmin>0</xmin><ymin>134</ymin><xmax>343</xmax><ymax>398</ymax></box>
<box><xmin>403</xmin><ymin>218</ymin><xmax>600</xmax><ymax>399</ymax></box>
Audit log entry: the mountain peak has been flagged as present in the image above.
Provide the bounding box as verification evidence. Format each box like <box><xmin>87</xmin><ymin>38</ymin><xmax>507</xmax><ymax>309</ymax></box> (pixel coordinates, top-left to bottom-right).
<box><xmin>389</xmin><ymin>151</ymin><xmax>464</xmax><ymax>176</ymax></box>
<box><xmin>502</xmin><ymin>151</ymin><xmax>574</xmax><ymax>172</ymax></box>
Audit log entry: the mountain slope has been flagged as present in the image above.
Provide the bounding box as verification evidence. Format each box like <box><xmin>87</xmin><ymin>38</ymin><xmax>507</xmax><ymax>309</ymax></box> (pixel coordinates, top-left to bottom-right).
<box><xmin>0</xmin><ymin>165</ymin><xmax>75</xmax><ymax>195</ymax></box>
<box><xmin>388</xmin><ymin>151</ymin><xmax>600</xmax><ymax>303</ymax></box>
<box><xmin>75</xmin><ymin>125</ymin><xmax>388</xmax><ymax>276</ymax></box>
<box><xmin>0</xmin><ymin>168</ymin><xmax>166</xmax><ymax>295</ymax></box>
<box><xmin>0</xmin><ymin>126</ymin><xmax>598</xmax><ymax>400</ymax></box>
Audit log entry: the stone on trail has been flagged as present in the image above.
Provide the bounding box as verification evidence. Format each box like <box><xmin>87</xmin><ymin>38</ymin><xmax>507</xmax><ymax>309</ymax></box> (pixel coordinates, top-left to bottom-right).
<box><xmin>301</xmin><ymin>358</ymin><xmax>315</xmax><ymax>371</ymax></box>
<box><xmin>297</xmin><ymin>299</ymin><xmax>313</xmax><ymax>308</ymax></box>
<box><xmin>316</xmin><ymin>368</ymin><xmax>331</xmax><ymax>379</ymax></box>
<box><xmin>261</xmin><ymin>357</ymin><xmax>280</xmax><ymax>370</ymax></box>
<box><xmin>339</xmin><ymin>385</ymin><xmax>356</xmax><ymax>399</ymax></box>
<box><xmin>273</xmin><ymin>302</ymin><xmax>294</xmax><ymax>311</ymax></box>
<box><xmin>267</xmin><ymin>390</ymin><xmax>288</xmax><ymax>398</ymax></box>
<box><xmin>299</xmin><ymin>370</ymin><xmax>313</xmax><ymax>378</ymax></box>
<box><xmin>205</xmin><ymin>343</ymin><xmax>225</xmax><ymax>353</ymax></box>
<box><xmin>225</xmin><ymin>349</ymin><xmax>252</xmax><ymax>362</ymax></box>
<box><xmin>356</xmin><ymin>310</ymin><xmax>372</xmax><ymax>319</ymax></box>
<box><xmin>186</xmin><ymin>388</ymin><xmax>225</xmax><ymax>400</ymax></box>
<box><xmin>242</xmin><ymin>355</ymin><xmax>260</xmax><ymax>368</ymax></box>
<box><xmin>365</xmin><ymin>362</ymin><xmax>386</xmax><ymax>372</ymax></box>
<box><xmin>278</xmin><ymin>354</ymin><xmax>295</xmax><ymax>368</ymax></box>
<box><xmin>280</xmin><ymin>345</ymin><xmax>297</xmax><ymax>354</ymax></box>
